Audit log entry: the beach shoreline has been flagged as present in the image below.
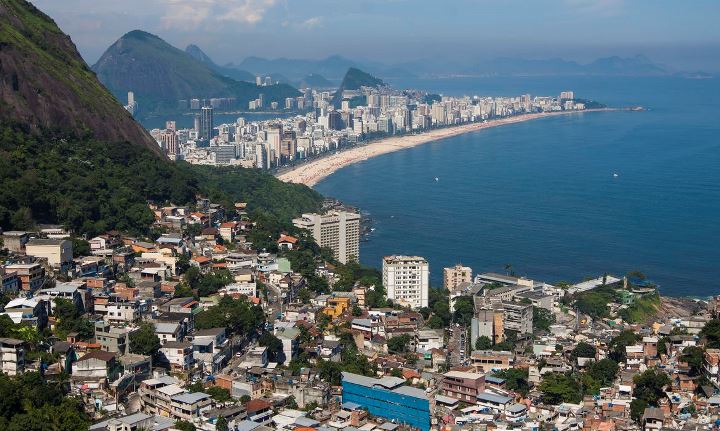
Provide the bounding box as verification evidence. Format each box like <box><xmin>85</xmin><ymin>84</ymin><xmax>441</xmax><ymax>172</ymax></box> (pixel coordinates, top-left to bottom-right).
<box><xmin>276</xmin><ymin>108</ymin><xmax>616</xmax><ymax>187</ymax></box>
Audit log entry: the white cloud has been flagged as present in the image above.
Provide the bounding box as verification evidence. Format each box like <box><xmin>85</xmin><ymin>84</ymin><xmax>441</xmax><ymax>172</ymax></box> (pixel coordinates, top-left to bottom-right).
<box><xmin>300</xmin><ymin>16</ymin><xmax>323</xmax><ymax>29</ymax></box>
<box><xmin>158</xmin><ymin>0</ymin><xmax>278</xmax><ymax>29</ymax></box>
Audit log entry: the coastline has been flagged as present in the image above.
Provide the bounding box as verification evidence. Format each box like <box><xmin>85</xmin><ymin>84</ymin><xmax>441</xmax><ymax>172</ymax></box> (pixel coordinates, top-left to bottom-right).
<box><xmin>277</xmin><ymin>108</ymin><xmax>616</xmax><ymax>187</ymax></box>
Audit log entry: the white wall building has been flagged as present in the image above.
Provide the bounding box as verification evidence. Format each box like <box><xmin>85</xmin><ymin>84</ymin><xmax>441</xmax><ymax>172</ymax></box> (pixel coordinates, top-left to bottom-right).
<box><xmin>292</xmin><ymin>211</ymin><xmax>360</xmax><ymax>264</ymax></box>
<box><xmin>382</xmin><ymin>255</ymin><xmax>429</xmax><ymax>309</ymax></box>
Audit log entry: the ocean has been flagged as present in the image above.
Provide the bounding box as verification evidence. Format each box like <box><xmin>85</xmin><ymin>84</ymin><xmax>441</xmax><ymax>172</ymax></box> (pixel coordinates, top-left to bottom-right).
<box><xmin>314</xmin><ymin>76</ymin><xmax>720</xmax><ymax>296</ymax></box>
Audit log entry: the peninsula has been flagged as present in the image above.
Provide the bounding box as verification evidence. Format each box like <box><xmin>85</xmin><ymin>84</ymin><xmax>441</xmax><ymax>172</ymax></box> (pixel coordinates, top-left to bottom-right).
<box><xmin>277</xmin><ymin>108</ymin><xmax>613</xmax><ymax>187</ymax></box>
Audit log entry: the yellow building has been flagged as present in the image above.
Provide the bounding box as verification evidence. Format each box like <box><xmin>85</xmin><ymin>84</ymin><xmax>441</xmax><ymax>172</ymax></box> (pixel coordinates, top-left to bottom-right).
<box><xmin>322</xmin><ymin>297</ymin><xmax>351</xmax><ymax>319</ymax></box>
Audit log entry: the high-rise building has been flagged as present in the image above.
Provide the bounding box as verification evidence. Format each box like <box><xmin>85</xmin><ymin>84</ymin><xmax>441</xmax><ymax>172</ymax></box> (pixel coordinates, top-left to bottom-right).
<box><xmin>383</xmin><ymin>255</ymin><xmax>429</xmax><ymax>309</ymax></box>
<box><xmin>292</xmin><ymin>211</ymin><xmax>360</xmax><ymax>264</ymax></box>
<box><xmin>266</xmin><ymin>126</ymin><xmax>281</xmax><ymax>166</ymax></box>
<box><xmin>444</xmin><ymin>264</ymin><xmax>473</xmax><ymax>291</ymax></box>
<box><xmin>560</xmin><ymin>91</ymin><xmax>574</xmax><ymax>101</ymax></box>
<box><xmin>160</xmin><ymin>131</ymin><xmax>178</xmax><ymax>155</ymax></box>
<box><xmin>199</xmin><ymin>106</ymin><xmax>214</xmax><ymax>140</ymax></box>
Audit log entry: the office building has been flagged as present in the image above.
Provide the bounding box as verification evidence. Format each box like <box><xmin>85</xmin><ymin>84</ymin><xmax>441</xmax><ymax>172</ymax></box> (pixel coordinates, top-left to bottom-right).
<box><xmin>292</xmin><ymin>211</ymin><xmax>360</xmax><ymax>264</ymax></box>
<box><xmin>444</xmin><ymin>264</ymin><xmax>472</xmax><ymax>291</ymax></box>
<box><xmin>199</xmin><ymin>106</ymin><xmax>214</xmax><ymax>140</ymax></box>
<box><xmin>341</xmin><ymin>372</ymin><xmax>430</xmax><ymax>431</ymax></box>
<box><xmin>383</xmin><ymin>255</ymin><xmax>429</xmax><ymax>309</ymax></box>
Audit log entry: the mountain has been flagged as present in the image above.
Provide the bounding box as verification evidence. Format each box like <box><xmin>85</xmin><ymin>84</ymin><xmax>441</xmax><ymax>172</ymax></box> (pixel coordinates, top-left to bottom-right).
<box><xmin>0</xmin><ymin>0</ymin><xmax>160</xmax><ymax>154</ymax></box>
<box><xmin>468</xmin><ymin>55</ymin><xmax>667</xmax><ymax>76</ymax></box>
<box><xmin>298</xmin><ymin>73</ymin><xmax>334</xmax><ymax>89</ymax></box>
<box><xmin>584</xmin><ymin>55</ymin><xmax>666</xmax><ymax>75</ymax></box>
<box><xmin>331</xmin><ymin>67</ymin><xmax>384</xmax><ymax>107</ymax></box>
<box><xmin>0</xmin><ymin>1</ymin><xmax>320</xmax><ymax>235</ymax></box>
<box><xmin>185</xmin><ymin>44</ymin><xmax>256</xmax><ymax>83</ymax></box>
<box><xmin>238</xmin><ymin>55</ymin><xmax>359</xmax><ymax>81</ymax></box>
<box><xmin>92</xmin><ymin>31</ymin><xmax>300</xmax><ymax>116</ymax></box>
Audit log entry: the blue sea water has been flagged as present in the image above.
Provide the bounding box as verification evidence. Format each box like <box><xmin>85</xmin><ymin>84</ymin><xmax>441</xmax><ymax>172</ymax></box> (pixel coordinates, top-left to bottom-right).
<box><xmin>314</xmin><ymin>76</ymin><xmax>720</xmax><ymax>296</ymax></box>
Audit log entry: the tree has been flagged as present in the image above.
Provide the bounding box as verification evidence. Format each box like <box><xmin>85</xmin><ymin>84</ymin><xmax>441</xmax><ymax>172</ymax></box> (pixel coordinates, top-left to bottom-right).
<box><xmin>586</xmin><ymin>358</ymin><xmax>619</xmax><ymax>388</ymax></box>
<box><xmin>630</xmin><ymin>398</ymin><xmax>648</xmax><ymax>423</ymax></box>
<box><xmin>571</xmin><ymin>342</ymin><xmax>597</xmax><ymax>359</ymax></box>
<box><xmin>539</xmin><ymin>372</ymin><xmax>582</xmax><ymax>405</ymax></box>
<box><xmin>632</xmin><ymin>368</ymin><xmax>671</xmax><ymax>417</ymax></box>
<box><xmin>215</xmin><ymin>417</ymin><xmax>228</xmax><ymax>431</ymax></box>
<box><xmin>609</xmin><ymin>330</ymin><xmax>641</xmax><ymax>363</ymax></box>
<box><xmin>206</xmin><ymin>386</ymin><xmax>233</xmax><ymax>403</ymax></box>
<box><xmin>259</xmin><ymin>332</ymin><xmax>284</xmax><ymax>363</ymax></box>
<box><xmin>533</xmin><ymin>307</ymin><xmax>555</xmax><ymax>332</ymax></box>
<box><xmin>452</xmin><ymin>296</ymin><xmax>474</xmax><ymax>327</ymax></box>
<box><xmin>475</xmin><ymin>335</ymin><xmax>492</xmax><ymax>350</ymax></box>
<box><xmin>71</xmin><ymin>238</ymin><xmax>90</xmax><ymax>257</ymax></box>
<box><xmin>351</xmin><ymin>304</ymin><xmax>362</xmax><ymax>317</ymax></box>
<box><xmin>387</xmin><ymin>334</ymin><xmax>412</xmax><ymax>354</ymax></box>
<box><xmin>427</xmin><ymin>315</ymin><xmax>444</xmax><ymax>329</ymax></box>
<box><xmin>129</xmin><ymin>322</ymin><xmax>161</xmax><ymax>357</ymax></box>
<box><xmin>680</xmin><ymin>346</ymin><xmax>704</xmax><ymax>377</ymax></box>
<box><xmin>174</xmin><ymin>421</ymin><xmax>196</xmax><ymax>431</ymax></box>
<box><xmin>700</xmin><ymin>319</ymin><xmax>720</xmax><ymax>348</ymax></box>
<box><xmin>493</xmin><ymin>368</ymin><xmax>530</xmax><ymax>396</ymax></box>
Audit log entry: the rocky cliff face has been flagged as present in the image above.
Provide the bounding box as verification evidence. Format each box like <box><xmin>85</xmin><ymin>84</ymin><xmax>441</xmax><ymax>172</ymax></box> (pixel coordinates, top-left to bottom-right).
<box><xmin>0</xmin><ymin>0</ymin><xmax>162</xmax><ymax>155</ymax></box>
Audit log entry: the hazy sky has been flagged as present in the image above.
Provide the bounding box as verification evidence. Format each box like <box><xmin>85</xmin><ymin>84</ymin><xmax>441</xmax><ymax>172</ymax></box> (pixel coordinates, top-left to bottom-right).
<box><xmin>33</xmin><ymin>0</ymin><xmax>720</xmax><ymax>71</ymax></box>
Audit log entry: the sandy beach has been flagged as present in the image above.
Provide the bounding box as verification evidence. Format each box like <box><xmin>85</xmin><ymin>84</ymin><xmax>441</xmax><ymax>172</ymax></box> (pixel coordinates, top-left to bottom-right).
<box><xmin>277</xmin><ymin>109</ymin><xmax>612</xmax><ymax>187</ymax></box>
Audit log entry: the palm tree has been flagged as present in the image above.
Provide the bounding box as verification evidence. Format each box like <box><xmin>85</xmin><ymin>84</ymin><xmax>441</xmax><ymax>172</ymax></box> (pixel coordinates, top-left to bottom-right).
<box><xmin>504</xmin><ymin>263</ymin><xmax>513</xmax><ymax>276</ymax></box>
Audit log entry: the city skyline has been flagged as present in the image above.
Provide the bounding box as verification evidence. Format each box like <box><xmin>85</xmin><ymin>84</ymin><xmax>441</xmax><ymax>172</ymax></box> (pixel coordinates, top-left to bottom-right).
<box><xmin>32</xmin><ymin>0</ymin><xmax>720</xmax><ymax>72</ymax></box>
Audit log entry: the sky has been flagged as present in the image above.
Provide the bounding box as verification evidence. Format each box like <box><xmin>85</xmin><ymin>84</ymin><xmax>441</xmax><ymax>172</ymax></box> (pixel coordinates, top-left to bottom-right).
<box><xmin>32</xmin><ymin>0</ymin><xmax>720</xmax><ymax>71</ymax></box>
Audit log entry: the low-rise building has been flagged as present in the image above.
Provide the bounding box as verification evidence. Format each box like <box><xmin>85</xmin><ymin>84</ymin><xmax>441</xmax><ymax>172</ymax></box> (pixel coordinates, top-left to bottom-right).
<box><xmin>441</xmin><ymin>370</ymin><xmax>486</xmax><ymax>402</ymax></box>
<box><xmin>25</xmin><ymin>238</ymin><xmax>73</xmax><ymax>268</ymax></box>
<box><xmin>341</xmin><ymin>371</ymin><xmax>430</xmax><ymax>431</ymax></box>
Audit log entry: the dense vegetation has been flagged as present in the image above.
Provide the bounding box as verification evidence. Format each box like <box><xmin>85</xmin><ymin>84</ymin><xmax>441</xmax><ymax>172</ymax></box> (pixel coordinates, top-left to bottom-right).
<box><xmin>0</xmin><ymin>123</ymin><xmax>322</xmax><ymax>236</ymax></box>
<box><xmin>0</xmin><ymin>372</ymin><xmax>89</xmax><ymax>430</ymax></box>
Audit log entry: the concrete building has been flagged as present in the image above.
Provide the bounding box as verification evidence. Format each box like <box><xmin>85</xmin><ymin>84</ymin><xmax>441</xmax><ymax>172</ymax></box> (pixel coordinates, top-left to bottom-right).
<box><xmin>341</xmin><ymin>372</ymin><xmax>430</xmax><ymax>431</ymax></box>
<box><xmin>383</xmin><ymin>255</ymin><xmax>429</xmax><ymax>309</ymax></box>
<box><xmin>2</xmin><ymin>231</ymin><xmax>29</xmax><ymax>253</ymax></box>
<box><xmin>6</xmin><ymin>263</ymin><xmax>44</xmax><ymax>292</ymax></box>
<box><xmin>441</xmin><ymin>370</ymin><xmax>485</xmax><ymax>402</ymax></box>
<box><xmin>501</xmin><ymin>302</ymin><xmax>534</xmax><ymax>335</ymax></box>
<box><xmin>292</xmin><ymin>211</ymin><xmax>360</xmax><ymax>264</ymax></box>
<box><xmin>0</xmin><ymin>338</ymin><xmax>25</xmax><ymax>375</ymax></box>
<box><xmin>444</xmin><ymin>264</ymin><xmax>472</xmax><ymax>291</ymax></box>
<box><xmin>25</xmin><ymin>238</ymin><xmax>73</xmax><ymax>268</ymax></box>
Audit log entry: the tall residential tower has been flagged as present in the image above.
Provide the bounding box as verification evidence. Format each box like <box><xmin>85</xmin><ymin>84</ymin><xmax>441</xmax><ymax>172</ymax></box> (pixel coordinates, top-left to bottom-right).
<box><xmin>383</xmin><ymin>255</ymin><xmax>429</xmax><ymax>309</ymax></box>
<box><xmin>293</xmin><ymin>211</ymin><xmax>360</xmax><ymax>264</ymax></box>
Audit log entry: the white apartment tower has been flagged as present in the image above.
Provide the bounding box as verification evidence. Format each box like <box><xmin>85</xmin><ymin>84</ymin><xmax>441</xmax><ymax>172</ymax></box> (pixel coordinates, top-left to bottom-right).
<box><xmin>383</xmin><ymin>255</ymin><xmax>429</xmax><ymax>309</ymax></box>
<box><xmin>293</xmin><ymin>211</ymin><xmax>360</xmax><ymax>264</ymax></box>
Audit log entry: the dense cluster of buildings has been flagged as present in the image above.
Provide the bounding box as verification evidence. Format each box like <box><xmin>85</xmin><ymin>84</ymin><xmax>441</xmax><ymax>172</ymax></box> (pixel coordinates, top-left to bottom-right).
<box><xmin>4</xmin><ymin>202</ymin><xmax>720</xmax><ymax>431</ymax></box>
<box><xmin>148</xmin><ymin>84</ymin><xmax>587</xmax><ymax>168</ymax></box>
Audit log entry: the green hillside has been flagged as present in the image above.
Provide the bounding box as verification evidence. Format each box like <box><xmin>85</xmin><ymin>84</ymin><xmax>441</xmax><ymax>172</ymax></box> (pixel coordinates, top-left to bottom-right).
<box><xmin>0</xmin><ymin>1</ymin><xmax>322</xmax><ymax>236</ymax></box>
<box><xmin>0</xmin><ymin>0</ymin><xmax>161</xmax><ymax>154</ymax></box>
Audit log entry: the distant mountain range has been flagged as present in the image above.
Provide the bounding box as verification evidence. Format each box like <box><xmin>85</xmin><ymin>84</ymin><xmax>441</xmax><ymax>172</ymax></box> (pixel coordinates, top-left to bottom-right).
<box><xmin>228</xmin><ymin>53</ymin><xmax>682</xmax><ymax>81</ymax></box>
<box><xmin>92</xmin><ymin>31</ymin><xmax>300</xmax><ymax>118</ymax></box>
<box><xmin>185</xmin><ymin>44</ymin><xmax>256</xmax><ymax>83</ymax></box>
<box><xmin>472</xmin><ymin>54</ymin><xmax>668</xmax><ymax>76</ymax></box>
